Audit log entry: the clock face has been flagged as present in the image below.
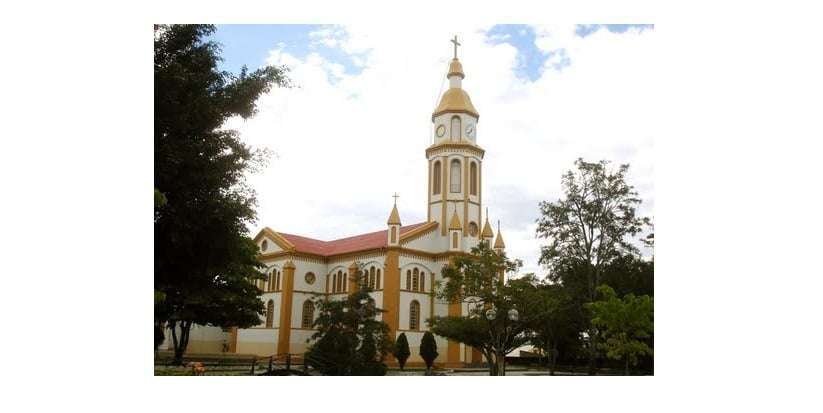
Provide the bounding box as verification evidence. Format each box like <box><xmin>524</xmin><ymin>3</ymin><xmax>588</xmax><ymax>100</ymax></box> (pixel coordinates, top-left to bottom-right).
<box><xmin>465</xmin><ymin>124</ymin><xmax>475</xmax><ymax>137</ymax></box>
<box><xmin>436</xmin><ymin>124</ymin><xmax>446</xmax><ymax>138</ymax></box>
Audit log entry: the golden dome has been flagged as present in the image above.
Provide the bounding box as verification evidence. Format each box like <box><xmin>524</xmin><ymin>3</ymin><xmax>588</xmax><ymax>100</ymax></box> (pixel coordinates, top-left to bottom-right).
<box><xmin>494</xmin><ymin>229</ymin><xmax>506</xmax><ymax>249</ymax></box>
<box><xmin>481</xmin><ymin>217</ymin><xmax>494</xmax><ymax>239</ymax></box>
<box><xmin>432</xmin><ymin>88</ymin><xmax>479</xmax><ymax>120</ymax></box>
<box><xmin>449</xmin><ymin>210</ymin><xmax>462</xmax><ymax>230</ymax></box>
<box><xmin>448</xmin><ymin>58</ymin><xmax>464</xmax><ymax>79</ymax></box>
<box><xmin>387</xmin><ymin>204</ymin><xmax>401</xmax><ymax>225</ymax></box>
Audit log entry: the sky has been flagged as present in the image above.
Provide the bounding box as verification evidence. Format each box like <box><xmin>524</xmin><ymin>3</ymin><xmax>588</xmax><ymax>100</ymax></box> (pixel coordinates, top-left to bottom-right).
<box><xmin>213</xmin><ymin>24</ymin><xmax>655</xmax><ymax>276</ymax></box>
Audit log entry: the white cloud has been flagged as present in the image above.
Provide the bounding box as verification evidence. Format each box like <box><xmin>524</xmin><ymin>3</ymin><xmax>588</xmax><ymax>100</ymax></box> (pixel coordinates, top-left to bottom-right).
<box><xmin>227</xmin><ymin>25</ymin><xmax>655</xmax><ymax>276</ymax></box>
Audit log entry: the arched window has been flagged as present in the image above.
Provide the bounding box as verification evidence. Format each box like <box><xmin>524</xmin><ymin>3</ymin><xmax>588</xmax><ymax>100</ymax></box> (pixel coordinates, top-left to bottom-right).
<box><xmin>301</xmin><ymin>300</ymin><xmax>314</xmax><ymax>328</ymax></box>
<box><xmin>470</xmin><ymin>161</ymin><xmax>477</xmax><ymax>195</ymax></box>
<box><xmin>265</xmin><ymin>300</ymin><xmax>274</xmax><ymax>328</ymax></box>
<box><xmin>450</xmin><ymin>159</ymin><xmax>461</xmax><ymax>193</ymax></box>
<box><xmin>432</xmin><ymin>161</ymin><xmax>442</xmax><ymax>195</ymax></box>
<box><xmin>450</xmin><ymin>116</ymin><xmax>461</xmax><ymax>140</ymax></box>
<box><xmin>412</xmin><ymin>268</ymin><xmax>419</xmax><ymax>292</ymax></box>
<box><xmin>369</xmin><ymin>267</ymin><xmax>376</xmax><ymax>289</ymax></box>
<box><xmin>343</xmin><ymin>272</ymin><xmax>348</xmax><ymax>292</ymax></box>
<box><xmin>337</xmin><ymin>270</ymin><xmax>343</xmax><ymax>293</ymax></box>
<box><xmin>390</xmin><ymin>226</ymin><xmax>397</xmax><ymax>244</ymax></box>
<box><xmin>275</xmin><ymin>271</ymin><xmax>281</xmax><ymax>291</ymax></box>
<box><xmin>376</xmin><ymin>269</ymin><xmax>381</xmax><ymax>290</ymax></box>
<box><xmin>409</xmin><ymin>300</ymin><xmax>420</xmax><ymax>331</ymax></box>
<box><xmin>420</xmin><ymin>273</ymin><xmax>426</xmax><ymax>292</ymax></box>
<box><xmin>406</xmin><ymin>270</ymin><xmax>412</xmax><ymax>290</ymax></box>
<box><xmin>267</xmin><ymin>271</ymin><xmax>274</xmax><ymax>292</ymax></box>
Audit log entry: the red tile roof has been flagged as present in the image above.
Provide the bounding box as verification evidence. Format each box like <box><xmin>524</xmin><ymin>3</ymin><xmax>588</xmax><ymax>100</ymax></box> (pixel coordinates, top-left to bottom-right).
<box><xmin>278</xmin><ymin>222</ymin><xmax>429</xmax><ymax>257</ymax></box>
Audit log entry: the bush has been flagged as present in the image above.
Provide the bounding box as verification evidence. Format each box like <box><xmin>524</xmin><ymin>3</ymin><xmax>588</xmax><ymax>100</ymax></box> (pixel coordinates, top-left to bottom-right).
<box><xmin>420</xmin><ymin>331</ymin><xmax>438</xmax><ymax>373</ymax></box>
<box><xmin>394</xmin><ymin>333</ymin><xmax>411</xmax><ymax>370</ymax></box>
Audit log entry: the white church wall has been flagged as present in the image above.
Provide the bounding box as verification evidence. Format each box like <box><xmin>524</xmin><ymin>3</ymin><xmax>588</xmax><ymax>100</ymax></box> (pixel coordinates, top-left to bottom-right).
<box><xmin>258</xmin><ymin>237</ymin><xmax>283</xmax><ymax>254</ymax></box>
<box><xmin>236</xmin><ymin>328</ymin><xmax>278</xmax><ymax>356</ymax></box>
<box><xmin>292</xmin><ymin>260</ymin><xmax>328</xmax><ymax>293</ymax></box>
<box><xmin>401</xmin><ymin>227</ymin><xmax>440</xmax><ymax>252</ymax></box>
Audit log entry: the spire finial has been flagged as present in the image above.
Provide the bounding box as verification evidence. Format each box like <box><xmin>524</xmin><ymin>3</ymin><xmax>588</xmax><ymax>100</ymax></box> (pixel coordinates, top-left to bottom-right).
<box><xmin>450</xmin><ymin>35</ymin><xmax>461</xmax><ymax>59</ymax></box>
<box><xmin>392</xmin><ymin>192</ymin><xmax>399</xmax><ymax>206</ymax></box>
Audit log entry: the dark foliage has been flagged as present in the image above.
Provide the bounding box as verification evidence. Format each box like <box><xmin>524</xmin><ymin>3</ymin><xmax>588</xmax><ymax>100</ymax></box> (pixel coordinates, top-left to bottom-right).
<box><xmin>154</xmin><ymin>24</ymin><xmax>290</xmax><ymax>364</ymax></box>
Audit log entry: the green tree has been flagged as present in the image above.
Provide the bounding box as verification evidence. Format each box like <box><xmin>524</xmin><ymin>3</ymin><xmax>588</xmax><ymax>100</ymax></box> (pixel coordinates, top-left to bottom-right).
<box><xmin>511</xmin><ymin>274</ymin><xmax>579</xmax><ymax>375</ymax></box>
<box><xmin>600</xmin><ymin>253</ymin><xmax>654</xmax><ymax>298</ymax></box>
<box><xmin>586</xmin><ymin>285</ymin><xmax>653</xmax><ymax>375</ymax></box>
<box><xmin>433</xmin><ymin>241</ymin><xmax>528</xmax><ymax>376</ymax></box>
<box><xmin>420</xmin><ymin>331</ymin><xmax>438</xmax><ymax>375</ymax></box>
<box><xmin>536</xmin><ymin>158</ymin><xmax>649</xmax><ymax>374</ymax></box>
<box><xmin>305</xmin><ymin>269</ymin><xmax>392</xmax><ymax>375</ymax></box>
<box><xmin>154</xmin><ymin>24</ymin><xmax>291</xmax><ymax>364</ymax></box>
<box><xmin>394</xmin><ymin>333</ymin><xmax>411</xmax><ymax>370</ymax></box>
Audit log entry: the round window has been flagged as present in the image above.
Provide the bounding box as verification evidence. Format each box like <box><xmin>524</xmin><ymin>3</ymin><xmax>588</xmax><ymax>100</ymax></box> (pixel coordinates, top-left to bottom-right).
<box><xmin>305</xmin><ymin>272</ymin><xmax>316</xmax><ymax>285</ymax></box>
<box><xmin>261</xmin><ymin>240</ymin><xmax>268</xmax><ymax>251</ymax></box>
<box><xmin>468</xmin><ymin>222</ymin><xmax>479</xmax><ymax>237</ymax></box>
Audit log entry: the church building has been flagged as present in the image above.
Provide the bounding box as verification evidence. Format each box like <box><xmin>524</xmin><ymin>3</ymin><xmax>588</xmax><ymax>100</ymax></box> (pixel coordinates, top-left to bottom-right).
<box><xmin>175</xmin><ymin>40</ymin><xmax>508</xmax><ymax>367</ymax></box>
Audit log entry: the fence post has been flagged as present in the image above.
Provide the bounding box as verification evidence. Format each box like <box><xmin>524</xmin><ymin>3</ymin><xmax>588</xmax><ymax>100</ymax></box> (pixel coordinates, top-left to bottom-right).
<box><xmin>268</xmin><ymin>356</ymin><xmax>273</xmax><ymax>373</ymax></box>
<box><xmin>251</xmin><ymin>357</ymin><xmax>256</xmax><ymax>375</ymax></box>
<box><xmin>286</xmin><ymin>353</ymin><xmax>291</xmax><ymax>371</ymax></box>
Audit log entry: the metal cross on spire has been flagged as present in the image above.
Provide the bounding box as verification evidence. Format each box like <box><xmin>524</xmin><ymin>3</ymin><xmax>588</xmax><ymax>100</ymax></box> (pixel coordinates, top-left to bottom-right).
<box><xmin>450</xmin><ymin>35</ymin><xmax>461</xmax><ymax>59</ymax></box>
<box><xmin>392</xmin><ymin>192</ymin><xmax>399</xmax><ymax>205</ymax></box>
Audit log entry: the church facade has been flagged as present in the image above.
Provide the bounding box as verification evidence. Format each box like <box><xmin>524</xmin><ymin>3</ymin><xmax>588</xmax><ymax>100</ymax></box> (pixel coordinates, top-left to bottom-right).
<box><xmin>173</xmin><ymin>45</ymin><xmax>507</xmax><ymax>367</ymax></box>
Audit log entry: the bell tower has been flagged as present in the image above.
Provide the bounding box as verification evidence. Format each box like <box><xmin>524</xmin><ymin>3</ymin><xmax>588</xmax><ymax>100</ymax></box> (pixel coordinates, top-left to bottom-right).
<box><xmin>427</xmin><ymin>36</ymin><xmax>484</xmax><ymax>247</ymax></box>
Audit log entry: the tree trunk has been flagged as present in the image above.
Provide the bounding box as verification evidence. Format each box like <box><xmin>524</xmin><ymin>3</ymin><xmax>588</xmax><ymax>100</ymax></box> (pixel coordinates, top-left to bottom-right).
<box><xmin>172</xmin><ymin>320</ymin><xmax>192</xmax><ymax>365</ymax></box>
<box><xmin>495</xmin><ymin>348</ymin><xmax>505</xmax><ymax>376</ymax></box>
<box><xmin>587</xmin><ymin>328</ymin><xmax>598</xmax><ymax>376</ymax></box>
<box><xmin>549</xmin><ymin>343</ymin><xmax>557</xmax><ymax>376</ymax></box>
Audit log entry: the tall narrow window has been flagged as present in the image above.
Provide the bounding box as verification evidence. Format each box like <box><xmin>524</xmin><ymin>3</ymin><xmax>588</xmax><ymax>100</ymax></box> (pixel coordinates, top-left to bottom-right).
<box><xmin>412</xmin><ymin>268</ymin><xmax>419</xmax><ymax>292</ymax></box>
<box><xmin>265</xmin><ymin>300</ymin><xmax>274</xmax><ymax>328</ymax></box>
<box><xmin>409</xmin><ymin>300</ymin><xmax>420</xmax><ymax>331</ymax></box>
<box><xmin>390</xmin><ymin>226</ymin><xmax>397</xmax><ymax>244</ymax></box>
<box><xmin>432</xmin><ymin>161</ymin><xmax>441</xmax><ymax>195</ymax></box>
<box><xmin>343</xmin><ymin>273</ymin><xmax>348</xmax><ymax>292</ymax></box>
<box><xmin>376</xmin><ymin>269</ymin><xmax>381</xmax><ymax>290</ymax></box>
<box><xmin>452</xmin><ymin>232</ymin><xmax>458</xmax><ymax>248</ymax></box>
<box><xmin>406</xmin><ymin>270</ymin><xmax>412</xmax><ymax>290</ymax></box>
<box><xmin>450</xmin><ymin>159</ymin><xmax>461</xmax><ymax>193</ymax></box>
<box><xmin>470</xmin><ymin>162</ymin><xmax>477</xmax><ymax>195</ymax></box>
<box><xmin>301</xmin><ymin>300</ymin><xmax>314</xmax><ymax>328</ymax></box>
<box><xmin>369</xmin><ymin>267</ymin><xmax>376</xmax><ymax>289</ymax></box>
<box><xmin>450</xmin><ymin>116</ymin><xmax>461</xmax><ymax>140</ymax></box>
<box><xmin>420</xmin><ymin>273</ymin><xmax>426</xmax><ymax>292</ymax></box>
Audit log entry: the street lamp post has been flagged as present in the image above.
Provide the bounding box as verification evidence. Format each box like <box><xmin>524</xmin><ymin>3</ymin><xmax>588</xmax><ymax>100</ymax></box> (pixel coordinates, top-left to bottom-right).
<box><xmin>485</xmin><ymin>305</ymin><xmax>519</xmax><ymax>376</ymax></box>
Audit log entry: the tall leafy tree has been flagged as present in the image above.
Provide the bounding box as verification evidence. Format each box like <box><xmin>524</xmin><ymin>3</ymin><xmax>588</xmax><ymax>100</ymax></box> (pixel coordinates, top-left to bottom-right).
<box><xmin>511</xmin><ymin>274</ymin><xmax>580</xmax><ymax>375</ymax></box>
<box><xmin>432</xmin><ymin>241</ymin><xmax>528</xmax><ymax>376</ymax></box>
<box><xmin>154</xmin><ymin>24</ymin><xmax>290</xmax><ymax>364</ymax></box>
<box><xmin>305</xmin><ymin>270</ymin><xmax>392</xmax><ymax>376</ymax></box>
<box><xmin>536</xmin><ymin>158</ymin><xmax>649</xmax><ymax>374</ymax></box>
<box><xmin>586</xmin><ymin>285</ymin><xmax>653</xmax><ymax>375</ymax></box>
<box><xmin>394</xmin><ymin>333</ymin><xmax>411</xmax><ymax>370</ymax></box>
